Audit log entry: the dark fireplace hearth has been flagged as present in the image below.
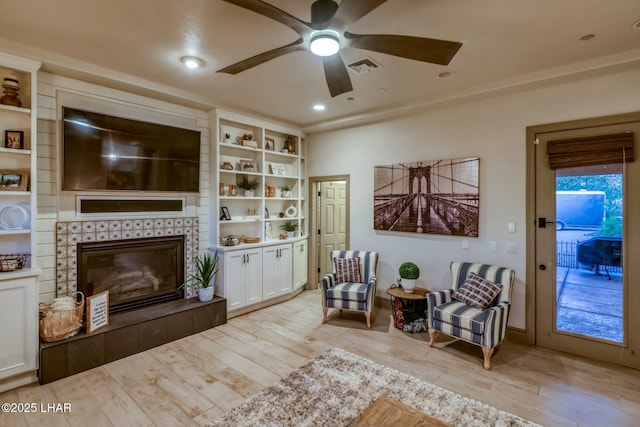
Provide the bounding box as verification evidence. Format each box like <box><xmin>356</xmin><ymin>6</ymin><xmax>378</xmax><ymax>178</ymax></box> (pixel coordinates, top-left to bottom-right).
<box><xmin>78</xmin><ymin>236</ymin><xmax>185</xmax><ymax>314</ymax></box>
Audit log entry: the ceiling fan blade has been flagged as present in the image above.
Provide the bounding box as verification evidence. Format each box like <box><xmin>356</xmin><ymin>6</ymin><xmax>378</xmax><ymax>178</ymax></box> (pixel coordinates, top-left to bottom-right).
<box><xmin>322</xmin><ymin>55</ymin><xmax>353</xmax><ymax>97</ymax></box>
<box><xmin>222</xmin><ymin>0</ymin><xmax>311</xmax><ymax>35</ymax></box>
<box><xmin>217</xmin><ymin>39</ymin><xmax>306</xmax><ymax>74</ymax></box>
<box><xmin>322</xmin><ymin>0</ymin><xmax>388</xmax><ymax>30</ymax></box>
<box><xmin>344</xmin><ymin>32</ymin><xmax>463</xmax><ymax>65</ymax></box>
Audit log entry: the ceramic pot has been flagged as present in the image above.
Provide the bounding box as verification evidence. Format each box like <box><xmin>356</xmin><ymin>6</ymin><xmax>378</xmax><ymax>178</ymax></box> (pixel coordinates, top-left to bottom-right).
<box><xmin>244</xmin><ymin>190</ymin><xmax>254</xmax><ymax>197</ymax></box>
<box><xmin>402</xmin><ymin>279</ymin><xmax>416</xmax><ymax>293</ymax></box>
<box><xmin>198</xmin><ymin>285</ymin><xmax>214</xmax><ymax>302</ymax></box>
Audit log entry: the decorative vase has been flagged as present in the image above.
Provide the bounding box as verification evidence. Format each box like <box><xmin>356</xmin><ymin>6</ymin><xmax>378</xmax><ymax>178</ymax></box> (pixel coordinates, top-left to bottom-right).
<box><xmin>198</xmin><ymin>285</ymin><xmax>214</xmax><ymax>302</ymax></box>
<box><xmin>402</xmin><ymin>279</ymin><xmax>416</xmax><ymax>293</ymax></box>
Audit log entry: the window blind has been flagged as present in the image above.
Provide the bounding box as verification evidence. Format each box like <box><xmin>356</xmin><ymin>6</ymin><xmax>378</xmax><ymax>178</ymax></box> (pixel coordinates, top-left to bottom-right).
<box><xmin>546</xmin><ymin>132</ymin><xmax>634</xmax><ymax>169</ymax></box>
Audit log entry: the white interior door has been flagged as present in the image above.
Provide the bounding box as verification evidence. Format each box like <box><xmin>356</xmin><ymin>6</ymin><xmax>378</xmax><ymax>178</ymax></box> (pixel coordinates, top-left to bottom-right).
<box><xmin>319</xmin><ymin>181</ymin><xmax>347</xmax><ymax>275</ymax></box>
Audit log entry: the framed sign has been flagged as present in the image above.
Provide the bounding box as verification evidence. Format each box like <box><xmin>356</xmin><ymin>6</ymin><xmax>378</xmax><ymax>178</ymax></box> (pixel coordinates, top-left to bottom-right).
<box><xmin>4</xmin><ymin>130</ymin><xmax>24</xmax><ymax>149</ymax></box>
<box><xmin>0</xmin><ymin>170</ymin><xmax>29</xmax><ymax>191</ymax></box>
<box><xmin>86</xmin><ymin>291</ymin><xmax>109</xmax><ymax>333</ymax></box>
<box><xmin>270</xmin><ymin>163</ymin><xmax>286</xmax><ymax>176</ymax></box>
<box><xmin>220</xmin><ymin>206</ymin><xmax>231</xmax><ymax>220</ymax></box>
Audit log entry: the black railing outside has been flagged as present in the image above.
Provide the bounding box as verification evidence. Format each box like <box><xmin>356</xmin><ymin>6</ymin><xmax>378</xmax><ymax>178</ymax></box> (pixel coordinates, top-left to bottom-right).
<box><xmin>556</xmin><ymin>240</ymin><xmax>623</xmax><ymax>273</ymax></box>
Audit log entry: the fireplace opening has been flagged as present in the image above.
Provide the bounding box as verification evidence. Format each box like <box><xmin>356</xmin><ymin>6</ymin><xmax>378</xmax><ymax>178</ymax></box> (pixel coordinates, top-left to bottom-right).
<box><xmin>78</xmin><ymin>236</ymin><xmax>185</xmax><ymax>314</ymax></box>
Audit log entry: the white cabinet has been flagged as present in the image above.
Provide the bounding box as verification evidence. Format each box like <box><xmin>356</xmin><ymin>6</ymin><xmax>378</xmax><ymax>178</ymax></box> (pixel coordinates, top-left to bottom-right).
<box><xmin>293</xmin><ymin>239</ymin><xmax>308</xmax><ymax>290</ymax></box>
<box><xmin>0</xmin><ymin>270</ymin><xmax>39</xmax><ymax>392</ymax></box>
<box><xmin>0</xmin><ymin>52</ymin><xmax>41</xmax><ymax>392</ymax></box>
<box><xmin>223</xmin><ymin>247</ymin><xmax>263</xmax><ymax>310</ymax></box>
<box><xmin>262</xmin><ymin>243</ymin><xmax>292</xmax><ymax>299</ymax></box>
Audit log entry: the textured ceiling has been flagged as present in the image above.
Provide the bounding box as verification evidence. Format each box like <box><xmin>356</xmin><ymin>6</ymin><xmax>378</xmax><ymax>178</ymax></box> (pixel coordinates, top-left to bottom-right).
<box><xmin>0</xmin><ymin>0</ymin><xmax>639</xmax><ymax>131</ymax></box>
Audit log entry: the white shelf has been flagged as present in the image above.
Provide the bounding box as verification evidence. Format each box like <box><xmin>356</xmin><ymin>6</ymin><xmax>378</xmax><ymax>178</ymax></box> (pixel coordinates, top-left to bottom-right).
<box><xmin>0</xmin><ymin>104</ymin><xmax>30</xmax><ymax>115</ymax></box>
<box><xmin>0</xmin><ymin>229</ymin><xmax>31</xmax><ymax>235</ymax></box>
<box><xmin>214</xmin><ymin>110</ymin><xmax>307</xmax><ymax>248</ymax></box>
<box><xmin>0</xmin><ymin>191</ymin><xmax>30</xmax><ymax>197</ymax></box>
<box><xmin>0</xmin><ymin>147</ymin><xmax>31</xmax><ymax>156</ymax></box>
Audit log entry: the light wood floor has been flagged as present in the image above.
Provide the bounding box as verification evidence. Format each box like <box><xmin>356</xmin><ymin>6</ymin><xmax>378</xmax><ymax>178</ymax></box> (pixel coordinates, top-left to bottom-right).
<box><xmin>2</xmin><ymin>290</ymin><xmax>639</xmax><ymax>427</ymax></box>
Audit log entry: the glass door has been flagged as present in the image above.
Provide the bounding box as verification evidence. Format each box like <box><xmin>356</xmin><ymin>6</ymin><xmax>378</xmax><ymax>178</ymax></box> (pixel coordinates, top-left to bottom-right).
<box><xmin>534</xmin><ymin>120</ymin><xmax>640</xmax><ymax>368</ymax></box>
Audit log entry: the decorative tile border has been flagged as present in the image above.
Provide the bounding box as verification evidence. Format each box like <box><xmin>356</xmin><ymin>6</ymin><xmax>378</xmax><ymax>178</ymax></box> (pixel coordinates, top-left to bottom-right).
<box><xmin>56</xmin><ymin>217</ymin><xmax>199</xmax><ymax>298</ymax></box>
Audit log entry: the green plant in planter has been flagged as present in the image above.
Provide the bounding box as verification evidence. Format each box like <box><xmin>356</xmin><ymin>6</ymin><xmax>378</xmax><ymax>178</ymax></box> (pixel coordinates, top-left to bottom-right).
<box><xmin>237</xmin><ymin>176</ymin><xmax>259</xmax><ymax>191</ymax></box>
<box><xmin>280</xmin><ymin>221</ymin><xmax>299</xmax><ymax>232</ymax></box>
<box><xmin>182</xmin><ymin>251</ymin><xmax>219</xmax><ymax>290</ymax></box>
<box><xmin>399</xmin><ymin>262</ymin><xmax>420</xmax><ymax>280</ymax></box>
<box><xmin>399</xmin><ymin>261</ymin><xmax>420</xmax><ymax>293</ymax></box>
<box><xmin>280</xmin><ymin>184</ymin><xmax>291</xmax><ymax>192</ymax></box>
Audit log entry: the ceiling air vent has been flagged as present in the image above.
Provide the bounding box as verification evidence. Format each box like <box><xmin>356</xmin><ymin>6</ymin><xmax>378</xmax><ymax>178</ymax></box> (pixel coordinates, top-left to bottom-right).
<box><xmin>347</xmin><ymin>56</ymin><xmax>382</xmax><ymax>74</ymax></box>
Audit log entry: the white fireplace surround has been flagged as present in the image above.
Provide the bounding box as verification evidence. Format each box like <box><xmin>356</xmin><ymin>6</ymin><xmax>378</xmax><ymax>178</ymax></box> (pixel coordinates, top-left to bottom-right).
<box><xmin>56</xmin><ymin>217</ymin><xmax>199</xmax><ymax>298</ymax></box>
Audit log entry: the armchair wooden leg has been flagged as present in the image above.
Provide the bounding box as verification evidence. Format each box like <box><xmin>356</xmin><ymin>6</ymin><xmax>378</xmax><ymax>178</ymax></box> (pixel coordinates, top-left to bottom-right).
<box><xmin>322</xmin><ymin>307</ymin><xmax>328</xmax><ymax>323</ymax></box>
<box><xmin>428</xmin><ymin>329</ymin><xmax>437</xmax><ymax>347</ymax></box>
<box><xmin>365</xmin><ymin>311</ymin><xmax>371</xmax><ymax>329</ymax></box>
<box><xmin>482</xmin><ymin>347</ymin><xmax>494</xmax><ymax>370</ymax></box>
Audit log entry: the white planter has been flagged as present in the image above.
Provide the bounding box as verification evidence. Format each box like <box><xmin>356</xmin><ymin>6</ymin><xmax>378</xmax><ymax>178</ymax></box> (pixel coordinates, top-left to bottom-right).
<box><xmin>244</xmin><ymin>190</ymin><xmax>254</xmax><ymax>197</ymax></box>
<box><xmin>287</xmin><ymin>231</ymin><xmax>297</xmax><ymax>239</ymax></box>
<box><xmin>198</xmin><ymin>285</ymin><xmax>215</xmax><ymax>302</ymax></box>
<box><xmin>402</xmin><ymin>278</ymin><xmax>416</xmax><ymax>293</ymax></box>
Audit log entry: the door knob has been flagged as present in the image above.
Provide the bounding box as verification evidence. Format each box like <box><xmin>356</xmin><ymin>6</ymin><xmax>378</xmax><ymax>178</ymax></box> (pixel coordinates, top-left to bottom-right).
<box><xmin>539</xmin><ymin>264</ymin><xmax>546</xmax><ymax>270</ymax></box>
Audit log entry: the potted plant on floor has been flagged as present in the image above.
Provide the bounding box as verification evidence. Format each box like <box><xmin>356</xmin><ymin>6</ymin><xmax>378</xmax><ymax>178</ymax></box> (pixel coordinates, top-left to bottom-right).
<box><xmin>280</xmin><ymin>221</ymin><xmax>299</xmax><ymax>238</ymax></box>
<box><xmin>238</xmin><ymin>176</ymin><xmax>259</xmax><ymax>197</ymax></box>
<box><xmin>182</xmin><ymin>251</ymin><xmax>219</xmax><ymax>301</ymax></box>
<box><xmin>399</xmin><ymin>262</ymin><xmax>420</xmax><ymax>293</ymax></box>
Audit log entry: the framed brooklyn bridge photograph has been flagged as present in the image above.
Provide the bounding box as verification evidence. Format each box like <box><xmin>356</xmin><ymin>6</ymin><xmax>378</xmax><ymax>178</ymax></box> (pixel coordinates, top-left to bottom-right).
<box><xmin>374</xmin><ymin>157</ymin><xmax>479</xmax><ymax>236</ymax></box>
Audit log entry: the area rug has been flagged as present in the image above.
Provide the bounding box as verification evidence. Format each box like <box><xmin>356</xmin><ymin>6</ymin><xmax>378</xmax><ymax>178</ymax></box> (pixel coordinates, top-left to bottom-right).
<box><xmin>208</xmin><ymin>348</ymin><xmax>541</xmax><ymax>427</ymax></box>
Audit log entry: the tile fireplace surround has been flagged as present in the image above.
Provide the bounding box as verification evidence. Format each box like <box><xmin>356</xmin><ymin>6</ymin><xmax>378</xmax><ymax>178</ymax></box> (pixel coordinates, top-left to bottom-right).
<box><xmin>55</xmin><ymin>217</ymin><xmax>199</xmax><ymax>298</ymax></box>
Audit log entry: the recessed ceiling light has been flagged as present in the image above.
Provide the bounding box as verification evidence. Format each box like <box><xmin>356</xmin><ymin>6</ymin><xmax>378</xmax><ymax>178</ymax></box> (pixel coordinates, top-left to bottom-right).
<box><xmin>437</xmin><ymin>71</ymin><xmax>455</xmax><ymax>79</ymax></box>
<box><xmin>313</xmin><ymin>104</ymin><xmax>326</xmax><ymax>111</ymax></box>
<box><xmin>633</xmin><ymin>19</ymin><xmax>640</xmax><ymax>30</ymax></box>
<box><xmin>580</xmin><ymin>34</ymin><xmax>595</xmax><ymax>41</ymax></box>
<box><xmin>180</xmin><ymin>56</ymin><xmax>204</xmax><ymax>69</ymax></box>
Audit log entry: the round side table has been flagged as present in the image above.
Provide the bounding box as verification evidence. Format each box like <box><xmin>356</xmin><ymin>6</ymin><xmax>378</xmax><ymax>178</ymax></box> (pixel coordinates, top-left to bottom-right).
<box><xmin>386</xmin><ymin>286</ymin><xmax>429</xmax><ymax>330</ymax></box>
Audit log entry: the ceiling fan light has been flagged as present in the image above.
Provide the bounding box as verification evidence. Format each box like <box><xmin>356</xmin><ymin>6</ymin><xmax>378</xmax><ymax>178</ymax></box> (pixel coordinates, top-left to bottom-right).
<box><xmin>310</xmin><ymin>35</ymin><xmax>340</xmax><ymax>57</ymax></box>
<box><xmin>181</xmin><ymin>56</ymin><xmax>204</xmax><ymax>69</ymax></box>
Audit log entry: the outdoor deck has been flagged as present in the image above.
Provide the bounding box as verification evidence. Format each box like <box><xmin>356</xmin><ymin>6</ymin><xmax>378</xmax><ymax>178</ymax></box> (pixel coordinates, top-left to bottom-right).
<box><xmin>556</xmin><ymin>266</ymin><xmax>623</xmax><ymax>342</ymax></box>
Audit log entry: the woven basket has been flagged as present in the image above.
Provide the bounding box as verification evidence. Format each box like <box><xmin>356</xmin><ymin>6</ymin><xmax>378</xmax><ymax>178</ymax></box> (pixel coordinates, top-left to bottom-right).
<box><xmin>39</xmin><ymin>292</ymin><xmax>84</xmax><ymax>342</ymax></box>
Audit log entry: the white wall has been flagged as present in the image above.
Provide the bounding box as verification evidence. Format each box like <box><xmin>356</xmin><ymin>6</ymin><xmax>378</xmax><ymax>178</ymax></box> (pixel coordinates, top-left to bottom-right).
<box><xmin>307</xmin><ymin>65</ymin><xmax>640</xmax><ymax>329</ymax></box>
<box><xmin>36</xmin><ymin>72</ymin><xmax>211</xmax><ymax>303</ymax></box>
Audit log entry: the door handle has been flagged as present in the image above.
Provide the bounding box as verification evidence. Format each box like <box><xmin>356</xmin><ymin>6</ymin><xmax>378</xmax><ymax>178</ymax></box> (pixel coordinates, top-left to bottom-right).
<box><xmin>539</xmin><ymin>264</ymin><xmax>546</xmax><ymax>270</ymax></box>
<box><xmin>538</xmin><ymin>217</ymin><xmax>554</xmax><ymax>228</ymax></box>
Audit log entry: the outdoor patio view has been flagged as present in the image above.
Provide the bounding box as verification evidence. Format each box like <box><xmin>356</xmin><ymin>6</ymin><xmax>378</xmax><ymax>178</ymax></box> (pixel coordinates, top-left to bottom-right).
<box><xmin>555</xmin><ymin>170</ymin><xmax>623</xmax><ymax>343</ymax></box>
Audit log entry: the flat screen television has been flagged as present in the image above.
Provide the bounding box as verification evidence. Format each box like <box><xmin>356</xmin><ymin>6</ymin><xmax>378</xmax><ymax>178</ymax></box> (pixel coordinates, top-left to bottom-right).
<box><xmin>62</xmin><ymin>107</ymin><xmax>201</xmax><ymax>192</ymax></box>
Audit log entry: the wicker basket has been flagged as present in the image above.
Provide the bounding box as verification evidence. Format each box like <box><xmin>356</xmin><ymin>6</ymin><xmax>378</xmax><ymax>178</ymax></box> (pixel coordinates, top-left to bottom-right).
<box><xmin>39</xmin><ymin>292</ymin><xmax>84</xmax><ymax>342</ymax></box>
<box><xmin>0</xmin><ymin>254</ymin><xmax>30</xmax><ymax>272</ymax></box>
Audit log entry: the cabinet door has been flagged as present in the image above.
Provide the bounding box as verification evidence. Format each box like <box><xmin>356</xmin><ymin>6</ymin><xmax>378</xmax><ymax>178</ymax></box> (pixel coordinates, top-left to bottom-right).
<box><xmin>277</xmin><ymin>244</ymin><xmax>293</xmax><ymax>295</ymax></box>
<box><xmin>293</xmin><ymin>239</ymin><xmax>308</xmax><ymax>290</ymax></box>
<box><xmin>225</xmin><ymin>251</ymin><xmax>246</xmax><ymax>310</ymax></box>
<box><xmin>0</xmin><ymin>276</ymin><xmax>37</xmax><ymax>380</ymax></box>
<box><xmin>245</xmin><ymin>248</ymin><xmax>263</xmax><ymax>305</ymax></box>
<box><xmin>262</xmin><ymin>246</ymin><xmax>279</xmax><ymax>299</ymax></box>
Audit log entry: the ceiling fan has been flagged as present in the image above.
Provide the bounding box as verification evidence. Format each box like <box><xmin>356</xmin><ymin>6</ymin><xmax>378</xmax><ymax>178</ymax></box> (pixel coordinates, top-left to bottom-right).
<box><xmin>217</xmin><ymin>0</ymin><xmax>463</xmax><ymax>97</ymax></box>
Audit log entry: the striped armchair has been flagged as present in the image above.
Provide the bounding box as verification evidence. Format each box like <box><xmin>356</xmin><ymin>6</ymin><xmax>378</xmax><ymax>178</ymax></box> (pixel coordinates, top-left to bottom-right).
<box><xmin>321</xmin><ymin>250</ymin><xmax>378</xmax><ymax>328</ymax></box>
<box><xmin>427</xmin><ymin>262</ymin><xmax>515</xmax><ymax>370</ymax></box>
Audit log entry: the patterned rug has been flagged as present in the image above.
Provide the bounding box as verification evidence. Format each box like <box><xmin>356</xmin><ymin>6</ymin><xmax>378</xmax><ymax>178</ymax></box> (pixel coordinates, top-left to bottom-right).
<box><xmin>208</xmin><ymin>348</ymin><xmax>541</xmax><ymax>427</ymax></box>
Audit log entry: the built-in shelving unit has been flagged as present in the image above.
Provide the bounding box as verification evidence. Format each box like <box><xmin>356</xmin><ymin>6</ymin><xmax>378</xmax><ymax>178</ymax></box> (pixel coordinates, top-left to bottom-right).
<box><xmin>0</xmin><ymin>52</ymin><xmax>41</xmax><ymax>392</ymax></box>
<box><xmin>212</xmin><ymin>110</ymin><xmax>308</xmax><ymax>314</ymax></box>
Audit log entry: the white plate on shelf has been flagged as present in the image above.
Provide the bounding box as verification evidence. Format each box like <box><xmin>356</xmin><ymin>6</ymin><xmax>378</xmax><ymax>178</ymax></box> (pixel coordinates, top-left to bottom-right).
<box><xmin>0</xmin><ymin>204</ymin><xmax>30</xmax><ymax>229</ymax></box>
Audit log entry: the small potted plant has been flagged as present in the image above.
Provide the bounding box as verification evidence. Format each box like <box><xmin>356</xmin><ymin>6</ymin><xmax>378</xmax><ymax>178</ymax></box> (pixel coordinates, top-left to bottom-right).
<box><xmin>237</xmin><ymin>176</ymin><xmax>259</xmax><ymax>197</ymax></box>
<box><xmin>399</xmin><ymin>262</ymin><xmax>420</xmax><ymax>293</ymax></box>
<box><xmin>280</xmin><ymin>184</ymin><xmax>292</xmax><ymax>198</ymax></box>
<box><xmin>280</xmin><ymin>221</ymin><xmax>299</xmax><ymax>238</ymax></box>
<box><xmin>223</xmin><ymin>132</ymin><xmax>231</xmax><ymax>143</ymax></box>
<box><xmin>182</xmin><ymin>251</ymin><xmax>219</xmax><ymax>302</ymax></box>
